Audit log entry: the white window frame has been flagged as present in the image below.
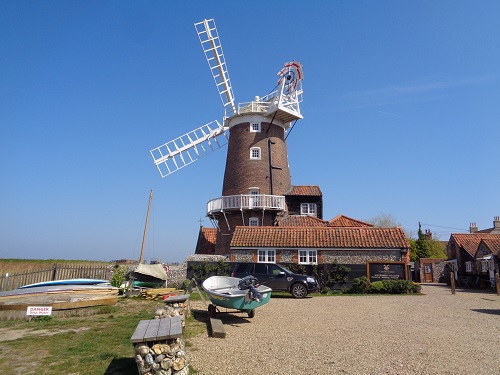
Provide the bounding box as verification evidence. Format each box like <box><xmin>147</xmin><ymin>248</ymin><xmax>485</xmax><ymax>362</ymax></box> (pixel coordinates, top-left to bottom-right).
<box><xmin>300</xmin><ymin>203</ymin><xmax>317</xmax><ymax>217</ymax></box>
<box><xmin>250</xmin><ymin>123</ymin><xmax>261</xmax><ymax>132</ymax></box>
<box><xmin>465</xmin><ymin>261</ymin><xmax>472</xmax><ymax>272</ymax></box>
<box><xmin>258</xmin><ymin>249</ymin><xmax>275</xmax><ymax>263</ymax></box>
<box><xmin>249</xmin><ymin>217</ymin><xmax>259</xmax><ymax>226</ymax></box>
<box><xmin>298</xmin><ymin>249</ymin><xmax>318</xmax><ymax>265</ymax></box>
<box><xmin>480</xmin><ymin>261</ymin><xmax>488</xmax><ymax>272</ymax></box>
<box><xmin>250</xmin><ymin>147</ymin><xmax>261</xmax><ymax>160</ymax></box>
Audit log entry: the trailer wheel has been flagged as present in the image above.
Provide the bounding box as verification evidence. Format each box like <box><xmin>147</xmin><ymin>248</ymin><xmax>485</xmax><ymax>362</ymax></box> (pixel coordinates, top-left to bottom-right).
<box><xmin>248</xmin><ymin>309</ymin><xmax>255</xmax><ymax>318</ymax></box>
<box><xmin>208</xmin><ymin>304</ymin><xmax>217</xmax><ymax>318</ymax></box>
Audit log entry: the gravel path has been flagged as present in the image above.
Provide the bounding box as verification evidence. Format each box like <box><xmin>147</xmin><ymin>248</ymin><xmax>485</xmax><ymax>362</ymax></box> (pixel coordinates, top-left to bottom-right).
<box><xmin>187</xmin><ymin>284</ymin><xmax>500</xmax><ymax>375</ymax></box>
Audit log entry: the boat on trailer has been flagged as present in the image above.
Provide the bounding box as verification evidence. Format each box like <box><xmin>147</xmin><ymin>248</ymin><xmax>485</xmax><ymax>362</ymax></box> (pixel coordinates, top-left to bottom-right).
<box><xmin>202</xmin><ymin>276</ymin><xmax>272</xmax><ymax>318</ymax></box>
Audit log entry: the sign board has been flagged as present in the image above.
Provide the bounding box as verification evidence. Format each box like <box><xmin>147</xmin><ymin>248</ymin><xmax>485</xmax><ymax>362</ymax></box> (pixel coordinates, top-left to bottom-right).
<box><xmin>26</xmin><ymin>306</ymin><xmax>53</xmax><ymax>316</ymax></box>
<box><xmin>367</xmin><ymin>262</ymin><xmax>407</xmax><ymax>282</ymax></box>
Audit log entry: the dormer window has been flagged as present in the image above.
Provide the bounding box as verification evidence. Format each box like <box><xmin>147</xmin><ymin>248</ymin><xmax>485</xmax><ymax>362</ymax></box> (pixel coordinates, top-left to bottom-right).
<box><xmin>300</xmin><ymin>203</ymin><xmax>317</xmax><ymax>217</ymax></box>
<box><xmin>250</xmin><ymin>147</ymin><xmax>261</xmax><ymax>160</ymax></box>
<box><xmin>250</xmin><ymin>123</ymin><xmax>261</xmax><ymax>132</ymax></box>
<box><xmin>249</xmin><ymin>217</ymin><xmax>259</xmax><ymax>226</ymax></box>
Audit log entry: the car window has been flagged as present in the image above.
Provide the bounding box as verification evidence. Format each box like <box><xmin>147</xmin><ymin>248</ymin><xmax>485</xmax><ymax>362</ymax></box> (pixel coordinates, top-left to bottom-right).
<box><xmin>278</xmin><ymin>265</ymin><xmax>291</xmax><ymax>273</ymax></box>
<box><xmin>268</xmin><ymin>264</ymin><xmax>282</xmax><ymax>275</ymax></box>
<box><xmin>254</xmin><ymin>263</ymin><xmax>266</xmax><ymax>274</ymax></box>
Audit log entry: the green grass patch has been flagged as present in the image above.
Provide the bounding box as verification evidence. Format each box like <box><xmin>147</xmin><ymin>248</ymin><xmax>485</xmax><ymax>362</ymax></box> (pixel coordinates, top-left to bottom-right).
<box><xmin>0</xmin><ymin>298</ymin><xmax>163</xmax><ymax>374</ymax></box>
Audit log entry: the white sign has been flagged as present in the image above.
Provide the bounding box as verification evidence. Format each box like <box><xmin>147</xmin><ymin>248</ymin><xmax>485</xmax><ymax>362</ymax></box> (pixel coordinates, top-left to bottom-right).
<box><xmin>26</xmin><ymin>306</ymin><xmax>52</xmax><ymax>316</ymax></box>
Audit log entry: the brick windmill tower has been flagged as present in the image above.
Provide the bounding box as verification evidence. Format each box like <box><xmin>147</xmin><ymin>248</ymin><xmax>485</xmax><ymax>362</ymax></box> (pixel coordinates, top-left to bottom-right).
<box><xmin>150</xmin><ymin>19</ymin><xmax>304</xmax><ymax>255</ymax></box>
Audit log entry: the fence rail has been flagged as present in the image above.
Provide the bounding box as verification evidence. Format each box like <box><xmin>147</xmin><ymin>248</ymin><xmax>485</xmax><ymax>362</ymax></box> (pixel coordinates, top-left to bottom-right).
<box><xmin>0</xmin><ymin>264</ymin><xmax>112</xmax><ymax>292</ymax></box>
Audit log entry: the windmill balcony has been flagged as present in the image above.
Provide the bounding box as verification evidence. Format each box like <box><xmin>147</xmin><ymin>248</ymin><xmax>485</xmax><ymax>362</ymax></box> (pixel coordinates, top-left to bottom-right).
<box><xmin>207</xmin><ymin>194</ymin><xmax>285</xmax><ymax>216</ymax></box>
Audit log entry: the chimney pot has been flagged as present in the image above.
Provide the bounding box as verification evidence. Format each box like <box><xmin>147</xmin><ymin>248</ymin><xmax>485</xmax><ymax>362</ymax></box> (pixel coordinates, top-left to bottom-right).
<box><xmin>494</xmin><ymin>216</ymin><xmax>500</xmax><ymax>229</ymax></box>
<box><xmin>469</xmin><ymin>222</ymin><xmax>478</xmax><ymax>233</ymax></box>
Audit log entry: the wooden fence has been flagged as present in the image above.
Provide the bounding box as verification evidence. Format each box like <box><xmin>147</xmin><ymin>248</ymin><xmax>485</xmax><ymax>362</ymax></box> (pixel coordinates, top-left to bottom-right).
<box><xmin>0</xmin><ymin>264</ymin><xmax>112</xmax><ymax>292</ymax></box>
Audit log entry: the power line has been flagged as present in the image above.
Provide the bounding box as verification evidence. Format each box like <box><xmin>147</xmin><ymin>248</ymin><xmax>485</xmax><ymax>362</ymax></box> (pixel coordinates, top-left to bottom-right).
<box><xmin>420</xmin><ymin>223</ymin><xmax>469</xmax><ymax>232</ymax></box>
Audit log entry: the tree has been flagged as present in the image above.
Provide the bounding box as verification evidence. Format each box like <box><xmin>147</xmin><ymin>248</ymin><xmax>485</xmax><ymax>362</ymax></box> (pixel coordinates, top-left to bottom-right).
<box><xmin>367</xmin><ymin>213</ymin><xmax>415</xmax><ymax>237</ymax></box>
<box><xmin>367</xmin><ymin>212</ymin><xmax>401</xmax><ymax>228</ymax></box>
<box><xmin>409</xmin><ymin>224</ymin><xmax>446</xmax><ymax>261</ymax></box>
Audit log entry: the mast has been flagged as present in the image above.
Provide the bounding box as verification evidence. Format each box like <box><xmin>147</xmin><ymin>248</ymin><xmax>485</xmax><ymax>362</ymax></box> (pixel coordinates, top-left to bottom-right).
<box><xmin>139</xmin><ymin>189</ymin><xmax>153</xmax><ymax>264</ymax></box>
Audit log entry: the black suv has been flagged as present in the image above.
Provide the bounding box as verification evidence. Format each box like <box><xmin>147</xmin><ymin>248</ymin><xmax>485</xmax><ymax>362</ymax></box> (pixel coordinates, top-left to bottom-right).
<box><xmin>231</xmin><ymin>263</ymin><xmax>318</xmax><ymax>298</ymax></box>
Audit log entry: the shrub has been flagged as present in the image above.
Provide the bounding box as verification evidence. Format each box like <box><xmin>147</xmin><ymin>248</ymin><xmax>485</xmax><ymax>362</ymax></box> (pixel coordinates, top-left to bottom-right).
<box><xmin>350</xmin><ymin>276</ymin><xmax>371</xmax><ymax>294</ymax></box>
<box><xmin>284</xmin><ymin>263</ymin><xmax>350</xmax><ymax>290</ymax></box>
<box><xmin>370</xmin><ymin>281</ymin><xmax>385</xmax><ymax>293</ymax></box>
<box><xmin>189</xmin><ymin>260</ymin><xmax>231</xmax><ymax>282</ymax></box>
<box><xmin>109</xmin><ymin>265</ymin><xmax>127</xmax><ymax>288</ymax></box>
<box><xmin>370</xmin><ymin>280</ymin><xmax>417</xmax><ymax>294</ymax></box>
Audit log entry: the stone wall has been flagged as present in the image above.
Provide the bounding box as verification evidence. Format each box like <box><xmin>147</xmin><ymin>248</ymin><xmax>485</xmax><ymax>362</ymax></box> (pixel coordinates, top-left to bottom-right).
<box><xmin>320</xmin><ymin>250</ymin><xmax>403</xmax><ymax>265</ymax></box>
<box><xmin>167</xmin><ymin>254</ymin><xmax>226</xmax><ymax>288</ymax></box>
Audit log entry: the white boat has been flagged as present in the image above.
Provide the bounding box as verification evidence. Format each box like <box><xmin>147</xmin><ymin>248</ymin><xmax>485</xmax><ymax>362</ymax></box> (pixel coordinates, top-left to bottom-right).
<box><xmin>202</xmin><ymin>276</ymin><xmax>272</xmax><ymax>318</ymax></box>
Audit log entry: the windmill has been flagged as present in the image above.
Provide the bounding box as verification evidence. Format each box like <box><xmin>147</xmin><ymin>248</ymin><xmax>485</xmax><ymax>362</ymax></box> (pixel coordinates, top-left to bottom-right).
<box><xmin>150</xmin><ymin>19</ymin><xmax>304</xmax><ymax>255</ymax></box>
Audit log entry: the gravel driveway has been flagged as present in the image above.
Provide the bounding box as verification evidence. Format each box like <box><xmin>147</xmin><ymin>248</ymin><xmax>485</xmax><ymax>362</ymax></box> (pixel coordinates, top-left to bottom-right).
<box><xmin>188</xmin><ymin>284</ymin><xmax>500</xmax><ymax>375</ymax></box>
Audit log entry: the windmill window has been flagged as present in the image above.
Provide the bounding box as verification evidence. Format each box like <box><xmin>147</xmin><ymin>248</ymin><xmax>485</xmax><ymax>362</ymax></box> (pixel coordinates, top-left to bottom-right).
<box><xmin>250</xmin><ymin>147</ymin><xmax>261</xmax><ymax>160</ymax></box>
<box><xmin>300</xmin><ymin>203</ymin><xmax>317</xmax><ymax>217</ymax></box>
<box><xmin>249</xmin><ymin>217</ymin><xmax>259</xmax><ymax>226</ymax></box>
<box><xmin>250</xmin><ymin>123</ymin><xmax>261</xmax><ymax>132</ymax></box>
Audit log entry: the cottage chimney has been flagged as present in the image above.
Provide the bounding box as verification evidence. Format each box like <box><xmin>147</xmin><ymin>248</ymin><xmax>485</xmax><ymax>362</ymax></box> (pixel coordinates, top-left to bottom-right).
<box><xmin>469</xmin><ymin>222</ymin><xmax>478</xmax><ymax>233</ymax></box>
<box><xmin>425</xmin><ymin>229</ymin><xmax>432</xmax><ymax>241</ymax></box>
<box><xmin>494</xmin><ymin>216</ymin><xmax>500</xmax><ymax>229</ymax></box>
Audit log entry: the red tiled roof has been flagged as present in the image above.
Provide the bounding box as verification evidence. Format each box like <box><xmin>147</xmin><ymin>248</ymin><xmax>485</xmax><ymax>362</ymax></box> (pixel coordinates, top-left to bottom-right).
<box><xmin>476</xmin><ymin>227</ymin><xmax>500</xmax><ymax>233</ymax></box>
<box><xmin>328</xmin><ymin>214</ymin><xmax>374</xmax><ymax>228</ymax></box>
<box><xmin>285</xmin><ymin>185</ymin><xmax>322</xmax><ymax>196</ymax></box>
<box><xmin>231</xmin><ymin>226</ymin><xmax>409</xmax><ymax>249</ymax></box>
<box><xmin>479</xmin><ymin>238</ymin><xmax>500</xmax><ymax>256</ymax></box>
<box><xmin>276</xmin><ymin>215</ymin><xmax>328</xmax><ymax>227</ymax></box>
<box><xmin>450</xmin><ymin>233</ymin><xmax>500</xmax><ymax>257</ymax></box>
<box><xmin>194</xmin><ymin>227</ymin><xmax>217</xmax><ymax>255</ymax></box>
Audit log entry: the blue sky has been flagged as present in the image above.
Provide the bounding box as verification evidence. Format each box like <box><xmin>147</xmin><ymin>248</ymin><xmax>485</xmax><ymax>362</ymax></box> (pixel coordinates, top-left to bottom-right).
<box><xmin>1</xmin><ymin>1</ymin><xmax>499</xmax><ymax>263</ymax></box>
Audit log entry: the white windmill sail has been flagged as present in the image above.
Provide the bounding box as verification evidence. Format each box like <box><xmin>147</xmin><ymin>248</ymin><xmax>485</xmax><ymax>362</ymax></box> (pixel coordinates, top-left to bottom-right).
<box><xmin>150</xmin><ymin>120</ymin><xmax>228</xmax><ymax>178</ymax></box>
<box><xmin>194</xmin><ymin>19</ymin><xmax>236</xmax><ymax>118</ymax></box>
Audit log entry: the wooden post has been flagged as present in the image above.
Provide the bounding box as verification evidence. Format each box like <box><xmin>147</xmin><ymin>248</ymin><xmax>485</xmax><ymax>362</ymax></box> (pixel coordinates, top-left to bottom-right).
<box><xmin>495</xmin><ymin>272</ymin><xmax>500</xmax><ymax>296</ymax></box>
<box><xmin>52</xmin><ymin>264</ymin><xmax>57</xmax><ymax>281</ymax></box>
<box><xmin>450</xmin><ymin>272</ymin><xmax>455</xmax><ymax>294</ymax></box>
<box><xmin>139</xmin><ymin>190</ymin><xmax>153</xmax><ymax>264</ymax></box>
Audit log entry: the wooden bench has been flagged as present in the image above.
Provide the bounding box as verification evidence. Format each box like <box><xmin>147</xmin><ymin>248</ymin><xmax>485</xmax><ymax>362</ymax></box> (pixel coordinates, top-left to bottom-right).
<box><xmin>130</xmin><ymin>316</ymin><xmax>182</xmax><ymax>343</ymax></box>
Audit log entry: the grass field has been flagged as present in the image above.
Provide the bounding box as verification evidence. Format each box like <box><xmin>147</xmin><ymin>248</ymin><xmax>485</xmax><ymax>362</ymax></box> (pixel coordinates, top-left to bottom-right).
<box><xmin>0</xmin><ymin>294</ymin><xmax>208</xmax><ymax>374</ymax></box>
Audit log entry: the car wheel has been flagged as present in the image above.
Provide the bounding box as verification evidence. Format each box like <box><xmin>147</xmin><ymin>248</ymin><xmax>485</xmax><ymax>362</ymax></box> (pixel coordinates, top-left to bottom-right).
<box><xmin>291</xmin><ymin>283</ymin><xmax>307</xmax><ymax>298</ymax></box>
<box><xmin>248</xmin><ymin>309</ymin><xmax>255</xmax><ymax>318</ymax></box>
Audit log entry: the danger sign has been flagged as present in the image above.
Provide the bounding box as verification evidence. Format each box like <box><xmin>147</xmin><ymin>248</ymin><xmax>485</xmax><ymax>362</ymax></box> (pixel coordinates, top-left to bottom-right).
<box><xmin>26</xmin><ymin>306</ymin><xmax>52</xmax><ymax>316</ymax></box>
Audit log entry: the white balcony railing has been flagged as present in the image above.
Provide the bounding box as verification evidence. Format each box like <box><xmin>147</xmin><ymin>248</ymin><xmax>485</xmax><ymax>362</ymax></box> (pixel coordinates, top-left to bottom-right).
<box><xmin>223</xmin><ymin>82</ymin><xmax>303</xmax><ymax>123</ymax></box>
<box><xmin>207</xmin><ymin>194</ymin><xmax>285</xmax><ymax>216</ymax></box>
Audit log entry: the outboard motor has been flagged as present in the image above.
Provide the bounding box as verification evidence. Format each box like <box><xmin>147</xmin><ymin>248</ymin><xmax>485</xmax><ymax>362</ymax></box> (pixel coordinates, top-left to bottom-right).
<box><xmin>238</xmin><ymin>275</ymin><xmax>262</xmax><ymax>302</ymax></box>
